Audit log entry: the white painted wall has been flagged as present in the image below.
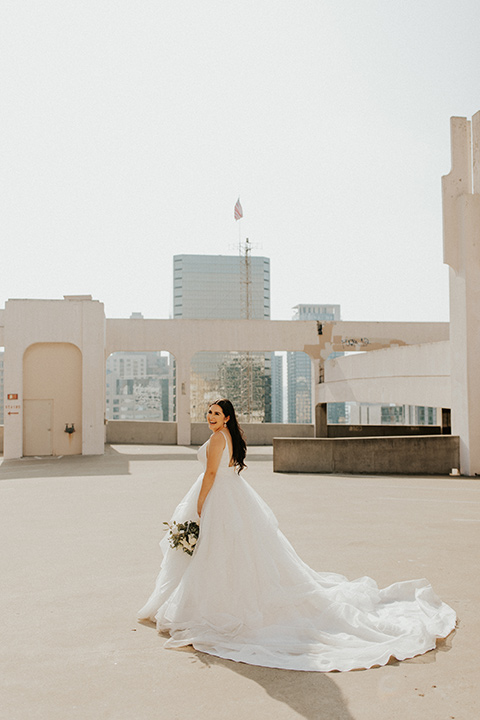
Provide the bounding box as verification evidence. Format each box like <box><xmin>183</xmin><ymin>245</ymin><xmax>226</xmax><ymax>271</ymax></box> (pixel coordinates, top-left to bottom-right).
<box><xmin>3</xmin><ymin>298</ymin><xmax>105</xmax><ymax>459</ymax></box>
<box><xmin>317</xmin><ymin>341</ymin><xmax>450</xmax><ymax>408</ymax></box>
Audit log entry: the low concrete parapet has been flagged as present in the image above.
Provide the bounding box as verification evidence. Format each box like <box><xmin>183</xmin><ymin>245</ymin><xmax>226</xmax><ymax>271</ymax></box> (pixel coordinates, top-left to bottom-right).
<box><xmin>192</xmin><ymin>422</ymin><xmax>314</xmax><ymax>447</ymax></box>
<box><xmin>106</xmin><ymin>421</ymin><xmax>177</xmax><ymax>445</ymax></box>
<box><xmin>273</xmin><ymin>435</ymin><xmax>460</xmax><ymax>475</ymax></box>
<box><xmin>105</xmin><ymin>421</ymin><xmax>314</xmax><ymax>447</ymax></box>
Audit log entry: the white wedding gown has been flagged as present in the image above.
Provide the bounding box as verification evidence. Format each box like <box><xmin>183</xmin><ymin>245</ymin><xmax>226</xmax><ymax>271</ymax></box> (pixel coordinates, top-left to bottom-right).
<box><xmin>138</xmin><ymin>432</ymin><xmax>456</xmax><ymax>672</ymax></box>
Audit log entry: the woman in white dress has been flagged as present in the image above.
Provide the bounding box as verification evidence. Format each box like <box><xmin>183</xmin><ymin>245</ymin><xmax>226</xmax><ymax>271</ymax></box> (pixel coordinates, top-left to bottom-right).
<box><xmin>138</xmin><ymin>399</ymin><xmax>456</xmax><ymax>672</ymax></box>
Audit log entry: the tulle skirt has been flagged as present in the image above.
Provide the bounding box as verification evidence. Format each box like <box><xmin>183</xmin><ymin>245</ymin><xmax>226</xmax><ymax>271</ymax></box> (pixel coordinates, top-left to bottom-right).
<box><xmin>138</xmin><ymin>470</ymin><xmax>456</xmax><ymax>672</ymax></box>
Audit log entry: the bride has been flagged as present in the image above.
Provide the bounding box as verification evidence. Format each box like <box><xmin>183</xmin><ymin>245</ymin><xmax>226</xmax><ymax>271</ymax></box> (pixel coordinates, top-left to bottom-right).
<box><xmin>137</xmin><ymin>399</ymin><xmax>456</xmax><ymax>672</ymax></box>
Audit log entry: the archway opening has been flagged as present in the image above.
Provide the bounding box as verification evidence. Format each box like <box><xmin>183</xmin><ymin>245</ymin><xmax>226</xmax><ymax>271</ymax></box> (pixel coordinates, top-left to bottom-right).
<box><xmin>106</xmin><ymin>351</ymin><xmax>176</xmax><ymax>422</ymax></box>
<box><xmin>23</xmin><ymin>342</ymin><xmax>82</xmax><ymax>456</ymax></box>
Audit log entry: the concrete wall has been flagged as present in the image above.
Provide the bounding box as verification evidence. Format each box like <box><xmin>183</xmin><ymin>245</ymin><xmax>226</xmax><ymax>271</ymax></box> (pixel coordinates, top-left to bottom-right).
<box><xmin>106</xmin><ymin>421</ymin><xmax>177</xmax><ymax>445</ymax></box>
<box><xmin>273</xmin><ymin>436</ymin><xmax>460</xmax><ymax>475</ymax></box>
<box><xmin>105</xmin><ymin>318</ymin><xmax>447</xmax><ymax>446</ymax></box>
<box><xmin>0</xmin><ymin>298</ymin><xmax>456</xmax><ymax>459</ymax></box>
<box><xmin>105</xmin><ymin>421</ymin><xmax>314</xmax><ymax>447</ymax></box>
<box><xmin>0</xmin><ymin>425</ymin><xmax>3</xmax><ymax>454</ymax></box>
<box><xmin>2</xmin><ymin>298</ymin><xmax>105</xmax><ymax>459</ymax></box>
<box><xmin>191</xmin><ymin>422</ymin><xmax>314</xmax><ymax>447</ymax></box>
<box><xmin>317</xmin><ymin>341</ymin><xmax>451</xmax><ymax>408</ymax></box>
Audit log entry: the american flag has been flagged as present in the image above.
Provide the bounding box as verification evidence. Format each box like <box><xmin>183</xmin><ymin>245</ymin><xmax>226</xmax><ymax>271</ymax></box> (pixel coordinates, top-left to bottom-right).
<box><xmin>234</xmin><ymin>198</ymin><xmax>243</xmax><ymax>221</ymax></box>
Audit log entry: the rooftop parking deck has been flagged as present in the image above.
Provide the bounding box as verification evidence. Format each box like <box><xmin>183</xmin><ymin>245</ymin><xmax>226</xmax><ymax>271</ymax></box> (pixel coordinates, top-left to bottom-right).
<box><xmin>1</xmin><ymin>445</ymin><xmax>478</xmax><ymax>720</ymax></box>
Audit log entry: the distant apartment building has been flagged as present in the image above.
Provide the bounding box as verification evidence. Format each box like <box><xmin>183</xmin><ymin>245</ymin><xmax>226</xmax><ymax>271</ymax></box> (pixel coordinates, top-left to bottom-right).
<box><xmin>106</xmin><ymin>351</ymin><xmax>175</xmax><ymax>421</ymax></box>
<box><xmin>173</xmin><ymin>253</ymin><xmax>277</xmax><ymax>423</ymax></box>
<box><xmin>287</xmin><ymin>304</ymin><xmax>344</xmax><ymax>423</ymax></box>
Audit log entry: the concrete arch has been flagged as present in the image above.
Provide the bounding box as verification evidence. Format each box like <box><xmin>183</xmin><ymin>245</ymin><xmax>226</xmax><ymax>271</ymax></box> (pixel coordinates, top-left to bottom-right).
<box><xmin>23</xmin><ymin>342</ymin><xmax>82</xmax><ymax>456</ymax></box>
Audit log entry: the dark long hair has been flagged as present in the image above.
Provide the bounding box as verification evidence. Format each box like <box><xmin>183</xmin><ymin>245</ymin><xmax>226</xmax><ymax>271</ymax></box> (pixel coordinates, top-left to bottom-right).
<box><xmin>209</xmin><ymin>398</ymin><xmax>247</xmax><ymax>473</ymax></box>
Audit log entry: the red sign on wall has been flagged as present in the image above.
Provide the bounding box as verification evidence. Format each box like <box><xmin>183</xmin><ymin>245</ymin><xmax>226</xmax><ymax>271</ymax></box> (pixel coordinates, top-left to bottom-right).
<box><xmin>7</xmin><ymin>394</ymin><xmax>18</xmax><ymax>400</ymax></box>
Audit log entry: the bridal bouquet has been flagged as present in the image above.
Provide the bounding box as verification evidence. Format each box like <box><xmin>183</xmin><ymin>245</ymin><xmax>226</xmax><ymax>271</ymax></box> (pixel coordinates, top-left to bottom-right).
<box><xmin>163</xmin><ymin>520</ymin><xmax>200</xmax><ymax>556</ymax></box>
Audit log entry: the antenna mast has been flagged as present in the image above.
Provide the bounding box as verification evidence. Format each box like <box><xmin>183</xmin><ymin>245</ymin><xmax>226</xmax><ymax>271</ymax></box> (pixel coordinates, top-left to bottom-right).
<box><xmin>239</xmin><ymin>237</ymin><xmax>253</xmax><ymax>419</ymax></box>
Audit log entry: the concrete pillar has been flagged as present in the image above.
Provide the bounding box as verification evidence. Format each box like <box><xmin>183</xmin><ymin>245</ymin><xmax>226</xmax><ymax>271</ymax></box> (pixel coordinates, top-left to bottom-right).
<box><xmin>175</xmin><ymin>355</ymin><xmax>192</xmax><ymax>445</ymax></box>
<box><xmin>315</xmin><ymin>403</ymin><xmax>328</xmax><ymax>437</ymax></box>
<box><xmin>311</xmin><ymin>357</ymin><xmax>319</xmax><ymax>424</ymax></box>
<box><xmin>442</xmin><ymin>114</ymin><xmax>480</xmax><ymax>475</ymax></box>
<box><xmin>81</xmin><ymin>300</ymin><xmax>106</xmax><ymax>455</ymax></box>
<box><xmin>3</xmin><ymin>313</ymin><xmax>23</xmax><ymax>459</ymax></box>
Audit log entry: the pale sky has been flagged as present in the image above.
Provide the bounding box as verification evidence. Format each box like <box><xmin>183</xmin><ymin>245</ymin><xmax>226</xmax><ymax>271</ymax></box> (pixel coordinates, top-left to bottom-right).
<box><xmin>1</xmin><ymin>0</ymin><xmax>479</xmax><ymax>324</ymax></box>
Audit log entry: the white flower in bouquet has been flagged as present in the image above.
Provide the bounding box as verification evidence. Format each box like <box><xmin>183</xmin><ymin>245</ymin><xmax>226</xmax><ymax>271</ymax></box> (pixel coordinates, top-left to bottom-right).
<box><xmin>163</xmin><ymin>520</ymin><xmax>200</xmax><ymax>556</ymax></box>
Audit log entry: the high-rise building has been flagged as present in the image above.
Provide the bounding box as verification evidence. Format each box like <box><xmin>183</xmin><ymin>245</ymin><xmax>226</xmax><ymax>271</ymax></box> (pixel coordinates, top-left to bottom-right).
<box><xmin>287</xmin><ymin>304</ymin><xmax>344</xmax><ymax>423</ymax></box>
<box><xmin>173</xmin><ymin>254</ymin><xmax>270</xmax><ymax>320</ymax></box>
<box><xmin>173</xmin><ymin>253</ymin><xmax>275</xmax><ymax>423</ymax></box>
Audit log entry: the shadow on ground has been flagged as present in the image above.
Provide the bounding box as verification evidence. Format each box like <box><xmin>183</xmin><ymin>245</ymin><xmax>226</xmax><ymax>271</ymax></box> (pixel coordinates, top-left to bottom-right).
<box><xmin>178</xmin><ymin>646</ymin><xmax>355</xmax><ymax>720</ymax></box>
<box><xmin>0</xmin><ymin>445</ymin><xmax>197</xmax><ymax>479</ymax></box>
<box><xmin>138</xmin><ymin>622</ymin><xmax>456</xmax><ymax>720</ymax></box>
<box><xmin>0</xmin><ymin>444</ymin><xmax>274</xmax><ymax>480</ymax></box>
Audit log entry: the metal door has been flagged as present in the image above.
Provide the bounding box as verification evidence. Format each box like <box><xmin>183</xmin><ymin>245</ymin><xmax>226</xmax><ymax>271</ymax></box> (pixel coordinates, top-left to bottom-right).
<box><xmin>23</xmin><ymin>399</ymin><xmax>53</xmax><ymax>456</ymax></box>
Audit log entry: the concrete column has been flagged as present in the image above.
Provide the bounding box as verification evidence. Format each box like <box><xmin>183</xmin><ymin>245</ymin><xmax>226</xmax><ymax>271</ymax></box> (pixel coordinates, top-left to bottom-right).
<box><xmin>81</xmin><ymin>301</ymin><xmax>106</xmax><ymax>455</ymax></box>
<box><xmin>311</xmin><ymin>357</ymin><xmax>319</xmax><ymax>424</ymax></box>
<box><xmin>2</xmin><ymin>347</ymin><xmax>23</xmax><ymax>459</ymax></box>
<box><xmin>442</xmin><ymin>114</ymin><xmax>480</xmax><ymax>475</ymax></box>
<box><xmin>175</xmin><ymin>355</ymin><xmax>192</xmax><ymax>445</ymax></box>
<box><xmin>3</xmin><ymin>301</ymin><xmax>26</xmax><ymax>458</ymax></box>
<box><xmin>315</xmin><ymin>402</ymin><xmax>328</xmax><ymax>437</ymax></box>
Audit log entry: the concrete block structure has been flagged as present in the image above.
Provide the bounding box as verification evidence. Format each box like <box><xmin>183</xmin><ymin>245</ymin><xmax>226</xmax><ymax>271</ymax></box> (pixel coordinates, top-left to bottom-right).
<box><xmin>1</xmin><ymin>114</ymin><xmax>479</xmax><ymax>475</ymax></box>
<box><xmin>1</xmin><ymin>296</ymin><xmax>105</xmax><ymax>459</ymax></box>
<box><xmin>441</xmin><ymin>114</ymin><xmax>480</xmax><ymax>476</ymax></box>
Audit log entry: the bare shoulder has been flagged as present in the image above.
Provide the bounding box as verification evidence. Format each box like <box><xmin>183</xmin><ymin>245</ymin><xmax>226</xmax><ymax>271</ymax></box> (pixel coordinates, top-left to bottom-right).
<box><xmin>209</xmin><ymin>431</ymin><xmax>226</xmax><ymax>449</ymax></box>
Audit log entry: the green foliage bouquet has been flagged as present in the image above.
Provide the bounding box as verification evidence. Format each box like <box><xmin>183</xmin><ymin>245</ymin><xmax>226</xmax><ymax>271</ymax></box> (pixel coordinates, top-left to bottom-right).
<box><xmin>163</xmin><ymin>520</ymin><xmax>200</xmax><ymax>556</ymax></box>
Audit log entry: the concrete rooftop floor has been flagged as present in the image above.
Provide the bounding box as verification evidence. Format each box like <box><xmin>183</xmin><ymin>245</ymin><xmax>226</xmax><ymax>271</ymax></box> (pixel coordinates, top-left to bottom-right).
<box><xmin>1</xmin><ymin>444</ymin><xmax>479</xmax><ymax>720</ymax></box>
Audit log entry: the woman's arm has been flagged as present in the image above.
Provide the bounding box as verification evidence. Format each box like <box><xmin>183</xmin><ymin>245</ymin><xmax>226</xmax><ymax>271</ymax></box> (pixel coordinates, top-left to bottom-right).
<box><xmin>197</xmin><ymin>432</ymin><xmax>225</xmax><ymax>517</ymax></box>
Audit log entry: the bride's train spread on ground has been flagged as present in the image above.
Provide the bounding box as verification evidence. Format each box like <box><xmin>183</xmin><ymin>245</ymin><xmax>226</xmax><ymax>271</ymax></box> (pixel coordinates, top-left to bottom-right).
<box><xmin>138</xmin><ymin>435</ymin><xmax>456</xmax><ymax>672</ymax></box>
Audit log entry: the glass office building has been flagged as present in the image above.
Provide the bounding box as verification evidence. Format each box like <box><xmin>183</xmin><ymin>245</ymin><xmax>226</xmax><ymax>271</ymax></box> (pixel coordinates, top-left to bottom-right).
<box><xmin>173</xmin><ymin>254</ymin><xmax>270</xmax><ymax>320</ymax></box>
